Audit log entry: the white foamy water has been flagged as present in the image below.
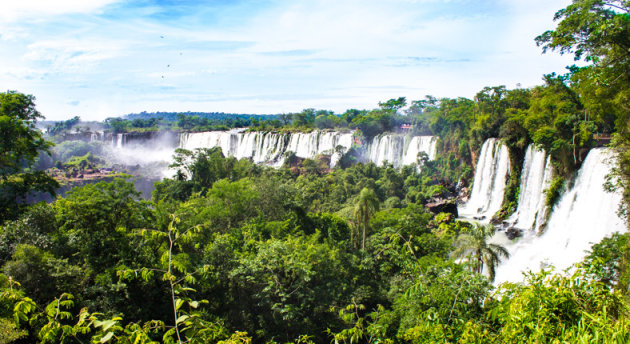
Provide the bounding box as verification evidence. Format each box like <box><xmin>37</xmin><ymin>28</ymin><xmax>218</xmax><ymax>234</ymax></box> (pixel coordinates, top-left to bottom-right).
<box><xmin>180</xmin><ymin>130</ymin><xmax>437</xmax><ymax>168</ymax></box>
<box><xmin>494</xmin><ymin>148</ymin><xmax>625</xmax><ymax>284</ymax></box>
<box><xmin>367</xmin><ymin>134</ymin><xmax>437</xmax><ymax>168</ymax></box>
<box><xmin>180</xmin><ymin>130</ymin><xmax>355</xmax><ymax>167</ymax></box>
<box><xmin>458</xmin><ymin>138</ymin><xmax>510</xmax><ymax>222</ymax></box>
<box><xmin>507</xmin><ymin>145</ymin><xmax>553</xmax><ymax>231</ymax></box>
<box><xmin>114</xmin><ymin>133</ymin><xmax>125</xmax><ymax>148</ymax></box>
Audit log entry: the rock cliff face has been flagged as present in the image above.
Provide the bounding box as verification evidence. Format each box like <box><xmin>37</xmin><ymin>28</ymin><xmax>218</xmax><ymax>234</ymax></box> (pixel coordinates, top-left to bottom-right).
<box><xmin>426</xmin><ymin>199</ymin><xmax>458</xmax><ymax>217</ymax></box>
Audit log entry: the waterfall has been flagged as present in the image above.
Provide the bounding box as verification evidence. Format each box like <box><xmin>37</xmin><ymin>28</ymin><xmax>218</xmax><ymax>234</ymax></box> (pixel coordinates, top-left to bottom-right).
<box><xmin>367</xmin><ymin>134</ymin><xmax>437</xmax><ymax>168</ymax></box>
<box><xmin>458</xmin><ymin>138</ymin><xmax>510</xmax><ymax>221</ymax></box>
<box><xmin>180</xmin><ymin>130</ymin><xmax>436</xmax><ymax>168</ymax></box>
<box><xmin>401</xmin><ymin>136</ymin><xmax>438</xmax><ymax>165</ymax></box>
<box><xmin>494</xmin><ymin>148</ymin><xmax>625</xmax><ymax>284</ymax></box>
<box><xmin>90</xmin><ymin>131</ymin><xmax>103</xmax><ymax>142</ymax></box>
<box><xmin>180</xmin><ymin>130</ymin><xmax>355</xmax><ymax>167</ymax></box>
<box><xmin>507</xmin><ymin>145</ymin><xmax>553</xmax><ymax>231</ymax></box>
<box><xmin>113</xmin><ymin>133</ymin><xmax>125</xmax><ymax>148</ymax></box>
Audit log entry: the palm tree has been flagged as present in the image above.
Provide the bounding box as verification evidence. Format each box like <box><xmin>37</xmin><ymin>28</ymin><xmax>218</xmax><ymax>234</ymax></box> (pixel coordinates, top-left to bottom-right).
<box><xmin>453</xmin><ymin>223</ymin><xmax>509</xmax><ymax>281</ymax></box>
<box><xmin>354</xmin><ymin>188</ymin><xmax>380</xmax><ymax>250</ymax></box>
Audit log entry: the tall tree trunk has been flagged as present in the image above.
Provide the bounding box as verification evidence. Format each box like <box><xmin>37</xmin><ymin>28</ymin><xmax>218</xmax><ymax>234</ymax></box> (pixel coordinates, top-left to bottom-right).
<box><xmin>362</xmin><ymin>223</ymin><xmax>366</xmax><ymax>250</ymax></box>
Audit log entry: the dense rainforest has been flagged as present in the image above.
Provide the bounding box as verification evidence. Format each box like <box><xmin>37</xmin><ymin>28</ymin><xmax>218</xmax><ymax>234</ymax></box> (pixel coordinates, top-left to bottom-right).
<box><xmin>1</xmin><ymin>0</ymin><xmax>630</xmax><ymax>343</ymax></box>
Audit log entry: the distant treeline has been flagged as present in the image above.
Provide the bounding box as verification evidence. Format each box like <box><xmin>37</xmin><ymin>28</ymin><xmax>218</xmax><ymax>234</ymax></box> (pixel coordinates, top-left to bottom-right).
<box><xmin>124</xmin><ymin>111</ymin><xmax>279</xmax><ymax>121</ymax></box>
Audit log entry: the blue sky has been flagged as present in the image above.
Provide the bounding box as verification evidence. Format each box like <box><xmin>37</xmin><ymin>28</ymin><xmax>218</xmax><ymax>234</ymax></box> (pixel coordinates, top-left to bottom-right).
<box><xmin>0</xmin><ymin>0</ymin><xmax>574</xmax><ymax>120</ymax></box>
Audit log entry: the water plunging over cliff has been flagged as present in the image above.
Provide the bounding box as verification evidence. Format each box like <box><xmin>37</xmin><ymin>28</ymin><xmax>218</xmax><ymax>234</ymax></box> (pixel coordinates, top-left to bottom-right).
<box><xmin>367</xmin><ymin>134</ymin><xmax>437</xmax><ymax>168</ymax></box>
<box><xmin>180</xmin><ymin>130</ymin><xmax>355</xmax><ymax>167</ymax></box>
<box><xmin>507</xmin><ymin>145</ymin><xmax>553</xmax><ymax>231</ymax></box>
<box><xmin>494</xmin><ymin>148</ymin><xmax>625</xmax><ymax>284</ymax></box>
<box><xmin>458</xmin><ymin>138</ymin><xmax>510</xmax><ymax>221</ymax></box>
<box><xmin>114</xmin><ymin>133</ymin><xmax>125</xmax><ymax>148</ymax></box>
<box><xmin>180</xmin><ymin>130</ymin><xmax>437</xmax><ymax>168</ymax></box>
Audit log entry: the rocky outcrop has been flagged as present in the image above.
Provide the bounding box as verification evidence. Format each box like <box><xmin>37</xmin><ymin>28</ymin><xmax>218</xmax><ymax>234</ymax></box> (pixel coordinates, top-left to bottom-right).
<box><xmin>426</xmin><ymin>199</ymin><xmax>458</xmax><ymax>217</ymax></box>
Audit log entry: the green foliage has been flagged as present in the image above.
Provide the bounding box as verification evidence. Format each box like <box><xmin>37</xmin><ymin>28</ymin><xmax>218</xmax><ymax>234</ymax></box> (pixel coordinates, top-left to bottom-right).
<box><xmin>452</xmin><ymin>224</ymin><xmax>509</xmax><ymax>281</ymax></box>
<box><xmin>0</xmin><ymin>203</ymin><xmax>56</xmax><ymax>264</ymax></box>
<box><xmin>63</xmin><ymin>152</ymin><xmax>104</xmax><ymax>172</ymax></box>
<box><xmin>0</xmin><ymin>317</ymin><xmax>27</xmax><ymax>343</ymax></box>
<box><xmin>535</xmin><ymin>0</ymin><xmax>630</xmax><ymax>215</ymax></box>
<box><xmin>583</xmin><ymin>232</ymin><xmax>630</xmax><ymax>292</ymax></box>
<box><xmin>0</xmin><ymin>2</ymin><xmax>629</xmax><ymax>341</ymax></box>
<box><xmin>46</xmin><ymin>116</ymin><xmax>80</xmax><ymax>136</ymax></box>
<box><xmin>53</xmin><ymin>140</ymin><xmax>104</xmax><ymax>164</ymax></box>
<box><xmin>3</xmin><ymin>244</ymin><xmax>81</xmax><ymax>304</ymax></box>
<box><xmin>157</xmin><ymin>147</ymin><xmax>262</xmax><ymax>201</ymax></box>
<box><xmin>106</xmin><ymin>117</ymin><xmax>130</xmax><ymax>133</ymax></box>
<box><xmin>354</xmin><ymin>188</ymin><xmax>380</xmax><ymax>250</ymax></box>
<box><xmin>545</xmin><ymin>176</ymin><xmax>566</xmax><ymax>209</ymax></box>
<box><xmin>388</xmin><ymin>256</ymin><xmax>492</xmax><ymax>342</ymax></box>
<box><xmin>230</xmin><ymin>234</ymin><xmax>352</xmax><ymax>342</ymax></box>
<box><xmin>178</xmin><ymin>178</ymin><xmax>261</xmax><ymax>233</ymax></box>
<box><xmin>0</xmin><ymin>91</ymin><xmax>58</xmax><ymax>222</ymax></box>
<box><xmin>54</xmin><ymin>177</ymin><xmax>153</xmax><ymax>272</ymax></box>
<box><xmin>489</xmin><ymin>269</ymin><xmax>630</xmax><ymax>343</ymax></box>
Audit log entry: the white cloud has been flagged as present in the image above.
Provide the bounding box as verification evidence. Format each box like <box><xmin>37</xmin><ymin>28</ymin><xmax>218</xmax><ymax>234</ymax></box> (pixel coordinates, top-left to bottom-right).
<box><xmin>25</xmin><ymin>39</ymin><xmax>124</xmax><ymax>68</ymax></box>
<box><xmin>0</xmin><ymin>0</ymin><xmax>121</xmax><ymax>22</ymax></box>
<box><xmin>0</xmin><ymin>0</ymin><xmax>579</xmax><ymax>120</ymax></box>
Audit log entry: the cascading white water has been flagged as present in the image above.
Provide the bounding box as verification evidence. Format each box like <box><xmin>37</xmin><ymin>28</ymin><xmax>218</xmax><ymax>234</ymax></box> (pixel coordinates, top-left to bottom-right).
<box><xmin>507</xmin><ymin>145</ymin><xmax>553</xmax><ymax>231</ymax></box>
<box><xmin>458</xmin><ymin>138</ymin><xmax>510</xmax><ymax>221</ymax></box>
<box><xmin>402</xmin><ymin>136</ymin><xmax>438</xmax><ymax>165</ymax></box>
<box><xmin>367</xmin><ymin>134</ymin><xmax>437</xmax><ymax>168</ymax></box>
<box><xmin>113</xmin><ymin>133</ymin><xmax>125</xmax><ymax>148</ymax></box>
<box><xmin>90</xmin><ymin>131</ymin><xmax>104</xmax><ymax>142</ymax></box>
<box><xmin>180</xmin><ymin>130</ymin><xmax>355</xmax><ymax>167</ymax></box>
<box><xmin>180</xmin><ymin>130</ymin><xmax>436</xmax><ymax>168</ymax></box>
<box><xmin>494</xmin><ymin>148</ymin><xmax>625</xmax><ymax>284</ymax></box>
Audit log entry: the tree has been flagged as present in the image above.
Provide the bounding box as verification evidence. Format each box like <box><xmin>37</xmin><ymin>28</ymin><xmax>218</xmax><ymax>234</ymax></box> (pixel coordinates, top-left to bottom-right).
<box><xmin>341</xmin><ymin>109</ymin><xmax>366</xmax><ymax>124</ymax></box>
<box><xmin>168</xmin><ymin>147</ymin><xmax>230</xmax><ymax>194</ymax></box>
<box><xmin>292</xmin><ymin>109</ymin><xmax>317</xmax><ymax>127</ymax></box>
<box><xmin>378</xmin><ymin>97</ymin><xmax>407</xmax><ymax>113</ymax></box>
<box><xmin>0</xmin><ymin>91</ymin><xmax>58</xmax><ymax>222</ymax></box>
<box><xmin>535</xmin><ymin>0</ymin><xmax>630</xmax><ymax>67</ymax></box>
<box><xmin>54</xmin><ymin>178</ymin><xmax>152</xmax><ymax>271</ymax></box>
<box><xmin>105</xmin><ymin>117</ymin><xmax>130</xmax><ymax>133</ymax></box>
<box><xmin>229</xmin><ymin>234</ymin><xmax>350</xmax><ymax>343</ymax></box>
<box><xmin>279</xmin><ymin>113</ymin><xmax>293</xmax><ymax>126</ymax></box>
<box><xmin>452</xmin><ymin>223</ymin><xmax>509</xmax><ymax>281</ymax></box>
<box><xmin>536</xmin><ymin>0</ymin><xmax>630</xmax><ymax>218</ymax></box>
<box><xmin>47</xmin><ymin>116</ymin><xmax>80</xmax><ymax>136</ymax></box>
<box><xmin>490</xmin><ymin>268</ymin><xmax>629</xmax><ymax>343</ymax></box>
<box><xmin>353</xmin><ymin>188</ymin><xmax>379</xmax><ymax>250</ymax></box>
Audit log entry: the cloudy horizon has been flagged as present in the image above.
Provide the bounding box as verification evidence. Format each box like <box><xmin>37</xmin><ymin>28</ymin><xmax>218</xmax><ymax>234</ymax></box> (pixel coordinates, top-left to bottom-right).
<box><xmin>0</xmin><ymin>0</ymin><xmax>575</xmax><ymax>121</ymax></box>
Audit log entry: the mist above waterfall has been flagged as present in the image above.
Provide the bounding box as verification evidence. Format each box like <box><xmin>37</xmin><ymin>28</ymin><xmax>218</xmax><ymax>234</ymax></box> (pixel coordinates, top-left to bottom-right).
<box><xmin>102</xmin><ymin>131</ymin><xmax>179</xmax><ymax>178</ymax></box>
